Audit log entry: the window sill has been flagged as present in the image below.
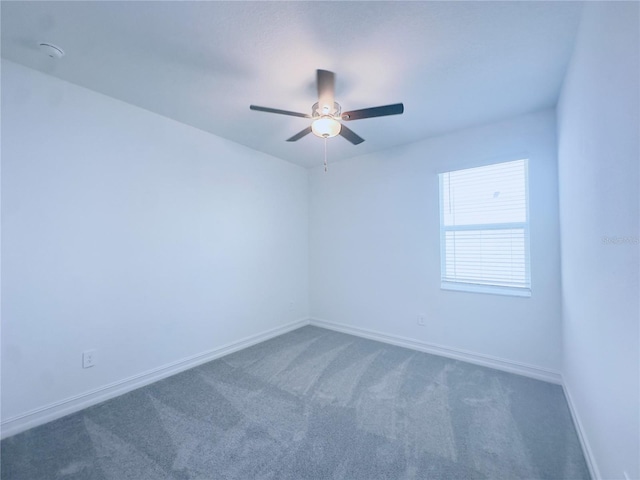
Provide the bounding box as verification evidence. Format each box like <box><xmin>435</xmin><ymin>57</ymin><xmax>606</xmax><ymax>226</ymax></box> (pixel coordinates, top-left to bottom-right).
<box><xmin>441</xmin><ymin>282</ymin><xmax>531</xmax><ymax>298</ymax></box>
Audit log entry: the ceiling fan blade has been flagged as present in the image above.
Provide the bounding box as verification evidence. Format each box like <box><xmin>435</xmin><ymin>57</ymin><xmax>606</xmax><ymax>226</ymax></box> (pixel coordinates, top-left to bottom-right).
<box><xmin>341</xmin><ymin>103</ymin><xmax>404</xmax><ymax>121</ymax></box>
<box><xmin>250</xmin><ymin>105</ymin><xmax>311</xmax><ymax>118</ymax></box>
<box><xmin>339</xmin><ymin>124</ymin><xmax>365</xmax><ymax>145</ymax></box>
<box><xmin>317</xmin><ymin>69</ymin><xmax>335</xmax><ymax>114</ymax></box>
<box><xmin>286</xmin><ymin>126</ymin><xmax>313</xmax><ymax>142</ymax></box>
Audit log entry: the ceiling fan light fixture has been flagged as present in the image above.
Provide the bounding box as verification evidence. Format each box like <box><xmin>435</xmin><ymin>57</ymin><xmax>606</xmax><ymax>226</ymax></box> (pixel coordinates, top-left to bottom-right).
<box><xmin>250</xmin><ymin>70</ymin><xmax>403</xmax><ymax>147</ymax></box>
<box><xmin>312</xmin><ymin>116</ymin><xmax>341</xmax><ymax>138</ymax></box>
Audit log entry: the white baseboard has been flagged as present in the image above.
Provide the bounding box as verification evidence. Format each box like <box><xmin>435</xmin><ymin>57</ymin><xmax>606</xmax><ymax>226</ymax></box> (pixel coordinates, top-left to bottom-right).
<box><xmin>0</xmin><ymin>318</ymin><xmax>309</xmax><ymax>440</ymax></box>
<box><xmin>309</xmin><ymin>317</ymin><xmax>562</xmax><ymax>384</ymax></box>
<box><xmin>562</xmin><ymin>380</ymin><xmax>601</xmax><ymax>480</ymax></box>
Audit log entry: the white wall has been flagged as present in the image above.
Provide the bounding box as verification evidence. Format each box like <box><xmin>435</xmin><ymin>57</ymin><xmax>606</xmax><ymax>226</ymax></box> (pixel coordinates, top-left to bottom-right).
<box><xmin>557</xmin><ymin>2</ymin><xmax>639</xmax><ymax>479</ymax></box>
<box><xmin>309</xmin><ymin>110</ymin><xmax>563</xmax><ymax>374</ymax></box>
<box><xmin>1</xmin><ymin>60</ymin><xmax>309</xmax><ymax>428</ymax></box>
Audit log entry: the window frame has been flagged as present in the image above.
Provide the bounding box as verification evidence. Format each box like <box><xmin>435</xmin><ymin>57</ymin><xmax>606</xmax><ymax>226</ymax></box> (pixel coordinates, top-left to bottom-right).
<box><xmin>438</xmin><ymin>159</ymin><xmax>532</xmax><ymax>297</ymax></box>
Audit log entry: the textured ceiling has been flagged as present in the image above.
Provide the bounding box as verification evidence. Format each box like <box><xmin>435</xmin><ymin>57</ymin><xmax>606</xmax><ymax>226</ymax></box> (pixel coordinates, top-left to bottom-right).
<box><xmin>1</xmin><ymin>1</ymin><xmax>583</xmax><ymax>168</ymax></box>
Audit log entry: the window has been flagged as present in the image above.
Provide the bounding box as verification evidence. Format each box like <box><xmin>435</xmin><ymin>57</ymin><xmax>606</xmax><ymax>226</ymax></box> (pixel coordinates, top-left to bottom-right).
<box><xmin>439</xmin><ymin>159</ymin><xmax>531</xmax><ymax>297</ymax></box>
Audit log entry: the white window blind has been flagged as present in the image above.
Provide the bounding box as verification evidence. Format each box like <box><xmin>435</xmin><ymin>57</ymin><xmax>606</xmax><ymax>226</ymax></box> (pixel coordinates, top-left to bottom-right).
<box><xmin>439</xmin><ymin>159</ymin><xmax>531</xmax><ymax>296</ymax></box>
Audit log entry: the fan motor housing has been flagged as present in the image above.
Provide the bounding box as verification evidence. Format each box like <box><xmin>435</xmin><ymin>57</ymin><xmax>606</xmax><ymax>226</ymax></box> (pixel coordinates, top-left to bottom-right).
<box><xmin>312</xmin><ymin>101</ymin><xmax>341</xmax><ymax>118</ymax></box>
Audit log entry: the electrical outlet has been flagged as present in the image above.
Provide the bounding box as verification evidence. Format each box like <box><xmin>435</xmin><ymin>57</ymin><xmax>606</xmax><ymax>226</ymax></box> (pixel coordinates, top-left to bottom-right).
<box><xmin>417</xmin><ymin>315</ymin><xmax>425</xmax><ymax>326</ymax></box>
<box><xmin>82</xmin><ymin>350</ymin><xmax>96</xmax><ymax>369</ymax></box>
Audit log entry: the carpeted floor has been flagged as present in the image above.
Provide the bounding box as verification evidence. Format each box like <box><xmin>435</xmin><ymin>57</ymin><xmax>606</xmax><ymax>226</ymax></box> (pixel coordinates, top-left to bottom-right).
<box><xmin>1</xmin><ymin>325</ymin><xmax>590</xmax><ymax>479</ymax></box>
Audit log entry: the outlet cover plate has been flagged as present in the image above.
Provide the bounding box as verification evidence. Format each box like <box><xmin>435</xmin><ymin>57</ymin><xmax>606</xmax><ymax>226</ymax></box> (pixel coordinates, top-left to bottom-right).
<box><xmin>83</xmin><ymin>350</ymin><xmax>96</xmax><ymax>368</ymax></box>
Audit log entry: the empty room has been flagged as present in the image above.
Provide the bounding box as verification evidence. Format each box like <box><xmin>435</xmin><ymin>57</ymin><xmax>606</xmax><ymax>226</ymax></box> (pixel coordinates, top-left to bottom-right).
<box><xmin>1</xmin><ymin>1</ymin><xmax>638</xmax><ymax>479</ymax></box>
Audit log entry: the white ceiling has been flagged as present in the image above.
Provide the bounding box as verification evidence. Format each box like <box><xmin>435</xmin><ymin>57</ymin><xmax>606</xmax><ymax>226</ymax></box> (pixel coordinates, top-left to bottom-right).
<box><xmin>1</xmin><ymin>1</ymin><xmax>583</xmax><ymax>168</ymax></box>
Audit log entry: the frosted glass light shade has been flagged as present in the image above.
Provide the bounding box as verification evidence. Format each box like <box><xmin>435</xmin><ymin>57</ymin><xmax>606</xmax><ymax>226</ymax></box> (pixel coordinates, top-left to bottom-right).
<box><xmin>312</xmin><ymin>117</ymin><xmax>341</xmax><ymax>138</ymax></box>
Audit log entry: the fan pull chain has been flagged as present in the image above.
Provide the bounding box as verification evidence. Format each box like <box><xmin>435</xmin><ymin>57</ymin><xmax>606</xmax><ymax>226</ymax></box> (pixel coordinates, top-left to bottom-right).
<box><xmin>324</xmin><ymin>137</ymin><xmax>328</xmax><ymax>172</ymax></box>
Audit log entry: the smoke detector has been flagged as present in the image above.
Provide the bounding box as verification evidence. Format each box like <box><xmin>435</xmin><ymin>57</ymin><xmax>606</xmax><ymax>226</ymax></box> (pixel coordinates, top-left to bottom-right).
<box><xmin>38</xmin><ymin>43</ymin><xmax>64</xmax><ymax>59</ymax></box>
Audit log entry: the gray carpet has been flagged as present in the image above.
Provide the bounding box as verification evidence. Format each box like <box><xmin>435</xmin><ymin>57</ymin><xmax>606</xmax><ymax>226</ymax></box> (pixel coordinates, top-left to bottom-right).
<box><xmin>1</xmin><ymin>326</ymin><xmax>590</xmax><ymax>479</ymax></box>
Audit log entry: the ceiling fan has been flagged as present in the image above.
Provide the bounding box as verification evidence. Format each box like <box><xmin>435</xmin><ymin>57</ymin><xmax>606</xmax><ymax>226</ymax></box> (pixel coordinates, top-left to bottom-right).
<box><xmin>250</xmin><ymin>69</ymin><xmax>404</xmax><ymax>145</ymax></box>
